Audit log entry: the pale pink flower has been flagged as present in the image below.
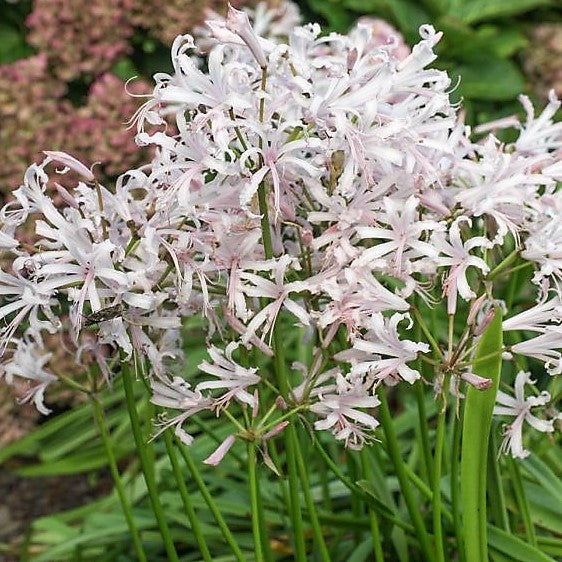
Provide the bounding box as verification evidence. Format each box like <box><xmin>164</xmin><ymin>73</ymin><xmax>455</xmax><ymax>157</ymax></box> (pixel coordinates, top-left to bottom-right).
<box><xmin>509</xmin><ymin>325</ymin><xmax>562</xmax><ymax>375</ymax></box>
<box><xmin>203</xmin><ymin>435</ymin><xmax>236</xmax><ymax>466</ymax></box>
<box><xmin>1</xmin><ymin>337</ymin><xmax>56</xmax><ymax>415</ymax></box>
<box><xmin>197</xmin><ymin>343</ymin><xmax>261</xmax><ymax>411</ymax></box>
<box><xmin>240</xmin><ymin>255</ymin><xmax>310</xmax><ymax>344</ymax></box>
<box><xmin>151</xmin><ymin>376</ymin><xmax>212</xmax><ymax>446</ymax></box>
<box><xmin>354</xmin><ymin>195</ymin><xmax>442</xmax><ymax>273</ymax></box>
<box><xmin>310</xmin><ymin>373</ymin><xmax>380</xmax><ymax>450</ymax></box>
<box><xmin>350</xmin><ymin>313</ymin><xmax>429</xmax><ymax>384</ymax></box>
<box><xmin>432</xmin><ymin>217</ymin><xmax>491</xmax><ymax>314</ymax></box>
<box><xmin>494</xmin><ymin>371</ymin><xmax>556</xmax><ymax>458</ymax></box>
<box><xmin>503</xmin><ymin>298</ymin><xmax>562</xmax><ymax>333</ymax></box>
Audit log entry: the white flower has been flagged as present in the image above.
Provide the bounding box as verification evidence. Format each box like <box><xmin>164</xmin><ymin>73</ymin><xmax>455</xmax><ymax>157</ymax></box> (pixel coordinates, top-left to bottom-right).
<box><xmin>310</xmin><ymin>373</ymin><xmax>380</xmax><ymax>450</ymax></box>
<box><xmin>503</xmin><ymin>298</ymin><xmax>562</xmax><ymax>333</ymax></box>
<box><xmin>354</xmin><ymin>195</ymin><xmax>442</xmax><ymax>273</ymax></box>
<box><xmin>509</xmin><ymin>325</ymin><xmax>562</xmax><ymax>375</ymax></box>
<box><xmin>151</xmin><ymin>376</ymin><xmax>212</xmax><ymax>446</ymax></box>
<box><xmin>350</xmin><ymin>312</ymin><xmax>429</xmax><ymax>384</ymax></box>
<box><xmin>197</xmin><ymin>342</ymin><xmax>261</xmax><ymax>411</ymax></box>
<box><xmin>0</xmin><ymin>337</ymin><xmax>56</xmax><ymax>415</ymax></box>
<box><xmin>494</xmin><ymin>371</ymin><xmax>556</xmax><ymax>458</ymax></box>
<box><xmin>432</xmin><ymin>217</ymin><xmax>491</xmax><ymax>314</ymax></box>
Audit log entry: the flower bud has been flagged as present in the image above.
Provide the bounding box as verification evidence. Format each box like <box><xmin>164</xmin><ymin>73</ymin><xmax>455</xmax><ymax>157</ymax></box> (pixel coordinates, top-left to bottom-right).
<box><xmin>203</xmin><ymin>435</ymin><xmax>236</xmax><ymax>466</ymax></box>
<box><xmin>461</xmin><ymin>372</ymin><xmax>492</xmax><ymax>390</ymax></box>
<box><xmin>467</xmin><ymin>294</ymin><xmax>487</xmax><ymax>326</ymax></box>
<box><xmin>225</xmin><ymin>4</ymin><xmax>267</xmax><ymax>68</ymax></box>
<box><xmin>263</xmin><ymin>421</ymin><xmax>289</xmax><ymax>441</ymax></box>
<box><xmin>474</xmin><ymin>308</ymin><xmax>495</xmax><ymax>336</ymax></box>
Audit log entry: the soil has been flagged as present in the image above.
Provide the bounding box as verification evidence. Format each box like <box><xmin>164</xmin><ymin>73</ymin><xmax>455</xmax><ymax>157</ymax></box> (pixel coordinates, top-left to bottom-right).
<box><xmin>0</xmin><ymin>382</ymin><xmax>113</xmax><ymax>562</ymax></box>
<box><xmin>0</xmin><ymin>467</ymin><xmax>113</xmax><ymax>562</ymax></box>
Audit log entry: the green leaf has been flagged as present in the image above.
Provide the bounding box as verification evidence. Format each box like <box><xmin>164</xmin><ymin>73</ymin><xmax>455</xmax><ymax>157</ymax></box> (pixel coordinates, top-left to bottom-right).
<box><xmin>15</xmin><ymin>447</ymin><xmax>129</xmax><ymax>476</ymax></box>
<box><xmin>523</xmin><ymin>482</ymin><xmax>562</xmax><ymax>533</ymax></box>
<box><xmin>110</xmin><ymin>59</ymin><xmax>141</xmax><ymax>82</ymax></box>
<box><xmin>461</xmin><ymin>309</ymin><xmax>503</xmax><ymax>562</ymax></box>
<box><xmin>521</xmin><ymin>455</ymin><xmax>562</xmax><ymax>506</ymax></box>
<box><xmin>454</xmin><ymin>0</ymin><xmax>551</xmax><ymax>24</ymax></box>
<box><xmin>306</xmin><ymin>0</ymin><xmax>356</xmax><ymax>31</ymax></box>
<box><xmin>0</xmin><ymin>24</ymin><xmax>33</xmax><ymax>64</ymax></box>
<box><xmin>488</xmin><ymin>525</ymin><xmax>556</xmax><ymax>562</ymax></box>
<box><xmin>355</xmin><ymin>479</ymin><xmax>396</xmax><ymax>518</ymax></box>
<box><xmin>450</xmin><ymin>58</ymin><xmax>525</xmax><ymax>101</ymax></box>
<box><xmin>347</xmin><ymin>536</ymin><xmax>375</xmax><ymax>562</ymax></box>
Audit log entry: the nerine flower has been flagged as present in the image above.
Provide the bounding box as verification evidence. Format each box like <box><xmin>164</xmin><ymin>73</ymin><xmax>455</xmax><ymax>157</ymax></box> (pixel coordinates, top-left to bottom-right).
<box><xmin>151</xmin><ymin>376</ymin><xmax>212</xmax><ymax>446</ymax></box>
<box><xmin>0</xmin><ymin>337</ymin><xmax>57</xmax><ymax>415</ymax></box>
<box><xmin>349</xmin><ymin>313</ymin><xmax>429</xmax><ymax>384</ymax></box>
<box><xmin>197</xmin><ymin>343</ymin><xmax>261</xmax><ymax>411</ymax></box>
<box><xmin>509</xmin><ymin>325</ymin><xmax>562</xmax><ymax>375</ymax></box>
<box><xmin>432</xmin><ymin>217</ymin><xmax>491</xmax><ymax>314</ymax></box>
<box><xmin>310</xmin><ymin>373</ymin><xmax>380</xmax><ymax>450</ymax></box>
<box><xmin>494</xmin><ymin>371</ymin><xmax>556</xmax><ymax>458</ymax></box>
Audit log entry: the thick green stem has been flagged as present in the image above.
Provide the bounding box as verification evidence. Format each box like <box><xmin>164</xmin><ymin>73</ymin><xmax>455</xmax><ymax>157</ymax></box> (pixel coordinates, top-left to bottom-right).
<box><xmin>461</xmin><ymin>309</ymin><xmax>503</xmax><ymax>562</ymax></box>
<box><xmin>121</xmin><ymin>363</ymin><xmax>179</xmax><ymax>562</ymax></box>
<box><xmin>256</xmin><ymin>174</ymin><xmax>306</xmax><ymax>560</ymax></box>
<box><xmin>91</xmin><ymin>397</ymin><xmax>147</xmax><ymax>562</ymax></box>
<box><xmin>163</xmin><ymin>430</ymin><xmax>212</xmax><ymax>561</ymax></box>
<box><xmin>347</xmin><ymin>452</ymin><xmax>361</xmax><ymax>544</ymax></box>
<box><xmin>415</xmin><ymin>379</ymin><xmax>433</xmax><ymax>482</ymax></box>
<box><xmin>177</xmin><ymin>440</ymin><xmax>247</xmax><ymax>562</ymax></box>
<box><xmin>451</xmin><ymin>403</ymin><xmax>465</xmax><ymax>562</ymax></box>
<box><xmin>360</xmin><ymin>449</ymin><xmax>384</xmax><ymax>562</ymax></box>
<box><xmin>377</xmin><ymin>389</ymin><xmax>435</xmax><ymax>561</ymax></box>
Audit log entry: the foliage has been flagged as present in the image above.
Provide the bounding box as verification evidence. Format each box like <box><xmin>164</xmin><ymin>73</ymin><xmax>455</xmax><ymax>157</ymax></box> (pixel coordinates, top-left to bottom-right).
<box><xmin>301</xmin><ymin>0</ymin><xmax>562</xmax><ymax>123</ymax></box>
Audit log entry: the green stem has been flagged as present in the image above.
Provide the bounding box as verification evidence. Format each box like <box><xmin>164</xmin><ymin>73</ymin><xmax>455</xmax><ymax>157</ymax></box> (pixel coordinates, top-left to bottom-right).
<box><xmin>360</xmin><ymin>449</ymin><xmax>384</xmax><ymax>562</ymax></box>
<box><xmin>177</xmin><ymin>440</ymin><xmax>247</xmax><ymax>562</ymax></box>
<box><xmin>248</xmin><ymin>442</ymin><xmax>265</xmax><ymax>562</ymax></box>
<box><xmin>121</xmin><ymin>363</ymin><xmax>179</xmax><ymax>562</ymax></box>
<box><xmin>91</xmin><ymin>397</ymin><xmax>147</xmax><ymax>562</ymax></box>
<box><xmin>377</xmin><ymin>388</ymin><xmax>435</xmax><ymax>562</ymax></box>
<box><xmin>412</xmin><ymin>306</ymin><xmax>444</xmax><ymax>360</ymax></box>
<box><xmin>451</xmin><ymin>403</ymin><xmax>465</xmax><ymax>562</ymax></box>
<box><xmin>256</xmin><ymin>173</ymin><xmax>306</xmax><ymax>560</ymax></box>
<box><xmin>461</xmin><ymin>309</ymin><xmax>503</xmax><ymax>562</ymax></box>
<box><xmin>433</xmin><ymin>376</ymin><xmax>450</xmax><ymax>562</ymax></box>
<box><xmin>285</xmin><ymin>424</ymin><xmax>307</xmax><ymax>560</ymax></box>
<box><xmin>415</xmin><ymin>379</ymin><xmax>433</xmax><ymax>481</ymax></box>
<box><xmin>347</xmin><ymin>452</ymin><xmax>361</xmax><ymax>544</ymax></box>
<box><xmin>295</xmin><ymin>441</ymin><xmax>331</xmax><ymax>561</ymax></box>
<box><xmin>487</xmin><ymin>249</ymin><xmax>519</xmax><ymax>281</ymax></box>
<box><xmin>507</xmin><ymin>456</ymin><xmax>536</xmax><ymax>546</ymax></box>
<box><xmin>163</xmin><ymin>430</ymin><xmax>212</xmax><ymax>561</ymax></box>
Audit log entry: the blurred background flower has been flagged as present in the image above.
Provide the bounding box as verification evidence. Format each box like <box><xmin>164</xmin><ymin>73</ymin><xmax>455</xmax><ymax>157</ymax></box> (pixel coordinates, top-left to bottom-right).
<box><xmin>26</xmin><ymin>0</ymin><xmax>135</xmax><ymax>81</ymax></box>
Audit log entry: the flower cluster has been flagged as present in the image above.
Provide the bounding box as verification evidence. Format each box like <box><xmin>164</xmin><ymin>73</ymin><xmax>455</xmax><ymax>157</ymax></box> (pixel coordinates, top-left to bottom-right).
<box><xmin>26</xmin><ymin>0</ymin><xmax>135</xmax><ymax>81</ymax></box>
<box><xmin>0</xmin><ymin>55</ymin><xmax>72</xmax><ymax>191</ymax></box>
<box><xmin>1</xmin><ymin>7</ymin><xmax>560</xmax><ymax>460</ymax></box>
<box><xmin>0</xmin><ymin>63</ymin><xmax>150</xmax><ymax>196</ymax></box>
